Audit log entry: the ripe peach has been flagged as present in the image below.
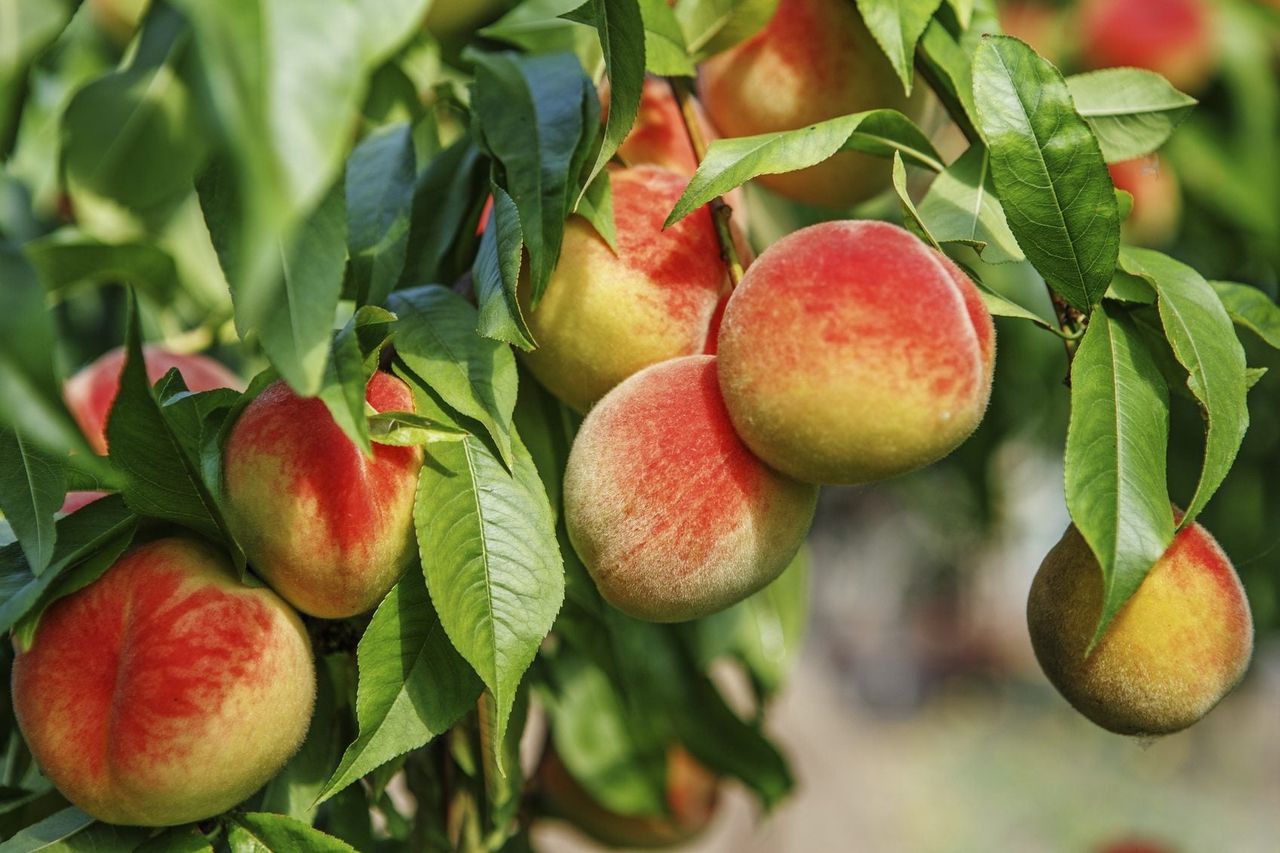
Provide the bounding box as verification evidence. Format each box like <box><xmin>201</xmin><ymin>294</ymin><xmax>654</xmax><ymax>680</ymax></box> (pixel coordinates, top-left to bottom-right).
<box><xmin>1079</xmin><ymin>0</ymin><xmax>1218</xmax><ymax>93</ymax></box>
<box><xmin>538</xmin><ymin>746</ymin><xmax>718</xmax><ymax>848</ymax></box>
<box><xmin>1109</xmin><ymin>156</ymin><xmax>1181</xmax><ymax>247</ymax></box>
<box><xmin>64</xmin><ymin>345</ymin><xmax>244</xmax><ymax>455</ymax></box>
<box><xmin>563</xmin><ymin>356</ymin><xmax>817</xmax><ymax>622</ymax></box>
<box><xmin>58</xmin><ymin>491</ymin><xmax>109</xmax><ymax>515</ymax></box>
<box><xmin>716</xmin><ymin>220</ymin><xmax>995</xmax><ymax>485</ymax></box>
<box><xmin>698</xmin><ymin>0</ymin><xmax>927</xmax><ymax>208</ymax></box>
<box><xmin>12</xmin><ymin>537</ymin><xmax>315</xmax><ymax>826</ymax></box>
<box><xmin>1027</xmin><ymin>520</ymin><xmax>1253</xmax><ymax>735</ymax></box>
<box><xmin>222</xmin><ymin>373</ymin><xmax>423</xmax><ymax>619</ymax></box>
<box><xmin>519</xmin><ymin>166</ymin><xmax>728</xmax><ymax>413</ymax></box>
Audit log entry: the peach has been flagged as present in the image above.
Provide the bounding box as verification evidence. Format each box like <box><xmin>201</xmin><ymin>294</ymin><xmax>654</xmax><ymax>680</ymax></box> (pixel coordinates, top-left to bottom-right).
<box><xmin>64</xmin><ymin>345</ymin><xmax>244</xmax><ymax>455</ymax></box>
<box><xmin>1027</xmin><ymin>520</ymin><xmax>1253</xmax><ymax>735</ymax></box>
<box><xmin>1109</xmin><ymin>156</ymin><xmax>1181</xmax><ymax>247</ymax></box>
<box><xmin>538</xmin><ymin>746</ymin><xmax>718</xmax><ymax>848</ymax></box>
<box><xmin>222</xmin><ymin>373</ymin><xmax>423</xmax><ymax>619</ymax></box>
<box><xmin>563</xmin><ymin>356</ymin><xmax>817</xmax><ymax>622</ymax></box>
<box><xmin>1079</xmin><ymin>0</ymin><xmax>1218</xmax><ymax>93</ymax></box>
<box><xmin>698</xmin><ymin>0</ymin><xmax>927</xmax><ymax>208</ymax></box>
<box><xmin>58</xmin><ymin>491</ymin><xmax>109</xmax><ymax>515</ymax></box>
<box><xmin>716</xmin><ymin>220</ymin><xmax>994</xmax><ymax>485</ymax></box>
<box><xmin>519</xmin><ymin>166</ymin><xmax>728</xmax><ymax>413</ymax></box>
<box><xmin>12</xmin><ymin>537</ymin><xmax>315</xmax><ymax>826</ymax></box>
<box><xmin>998</xmin><ymin>1</ymin><xmax>1068</xmax><ymax>64</ymax></box>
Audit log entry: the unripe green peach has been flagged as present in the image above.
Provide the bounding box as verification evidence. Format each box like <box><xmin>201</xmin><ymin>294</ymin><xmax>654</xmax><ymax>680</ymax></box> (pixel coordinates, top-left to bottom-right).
<box><xmin>519</xmin><ymin>166</ymin><xmax>728</xmax><ymax>413</ymax></box>
<box><xmin>64</xmin><ymin>345</ymin><xmax>244</xmax><ymax>455</ymax></box>
<box><xmin>564</xmin><ymin>355</ymin><xmax>817</xmax><ymax>623</ymax></box>
<box><xmin>717</xmin><ymin>220</ymin><xmax>995</xmax><ymax>485</ymax></box>
<box><xmin>222</xmin><ymin>373</ymin><xmax>423</xmax><ymax>619</ymax></box>
<box><xmin>12</xmin><ymin>537</ymin><xmax>315</xmax><ymax>826</ymax></box>
<box><xmin>538</xmin><ymin>746</ymin><xmax>718</xmax><ymax>849</ymax></box>
<box><xmin>698</xmin><ymin>0</ymin><xmax>927</xmax><ymax>208</ymax></box>
<box><xmin>1027</xmin><ymin>520</ymin><xmax>1253</xmax><ymax>736</ymax></box>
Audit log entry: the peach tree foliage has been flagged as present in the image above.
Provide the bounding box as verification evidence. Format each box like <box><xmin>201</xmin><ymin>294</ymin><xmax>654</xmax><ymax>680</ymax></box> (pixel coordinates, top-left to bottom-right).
<box><xmin>0</xmin><ymin>0</ymin><xmax>1274</xmax><ymax>850</ymax></box>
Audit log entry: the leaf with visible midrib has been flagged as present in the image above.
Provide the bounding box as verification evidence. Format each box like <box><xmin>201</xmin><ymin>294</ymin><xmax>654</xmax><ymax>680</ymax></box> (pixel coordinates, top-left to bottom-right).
<box><xmin>1065</xmin><ymin>305</ymin><xmax>1174</xmax><ymax>645</ymax></box>
<box><xmin>227</xmin><ymin>813</ymin><xmax>355</xmax><ymax>853</ymax></box>
<box><xmin>1210</xmin><ymin>281</ymin><xmax>1280</xmax><ymax>350</ymax></box>
<box><xmin>854</xmin><ymin>0</ymin><xmax>944</xmax><ymax>95</ymax></box>
<box><xmin>972</xmin><ymin>36</ymin><xmax>1118</xmax><ymax>313</ymax></box>
<box><xmin>1119</xmin><ymin>248</ymin><xmax>1249</xmax><ymax>527</ymax></box>
<box><xmin>414</xmin><ymin>417</ymin><xmax>562</xmax><ymax>768</ymax></box>
<box><xmin>315</xmin><ymin>572</ymin><xmax>481</xmax><ymax>804</ymax></box>
<box><xmin>1066</xmin><ymin>68</ymin><xmax>1196</xmax><ymax>164</ymax></box>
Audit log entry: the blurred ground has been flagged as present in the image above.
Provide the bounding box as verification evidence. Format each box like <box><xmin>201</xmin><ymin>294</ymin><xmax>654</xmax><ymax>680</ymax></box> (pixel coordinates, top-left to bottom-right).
<box><xmin>535</xmin><ymin>446</ymin><xmax>1280</xmax><ymax>852</ymax></box>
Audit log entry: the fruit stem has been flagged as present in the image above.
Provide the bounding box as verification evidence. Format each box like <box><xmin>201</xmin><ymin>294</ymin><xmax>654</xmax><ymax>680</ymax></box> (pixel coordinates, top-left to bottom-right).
<box><xmin>666</xmin><ymin>76</ymin><xmax>746</xmax><ymax>289</ymax></box>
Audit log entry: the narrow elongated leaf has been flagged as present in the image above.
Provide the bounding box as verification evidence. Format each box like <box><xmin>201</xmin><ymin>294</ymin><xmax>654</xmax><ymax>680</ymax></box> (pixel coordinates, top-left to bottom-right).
<box><xmin>346</xmin><ymin>123</ymin><xmax>415</xmax><ymax>307</ymax></box>
<box><xmin>672</xmin><ymin>0</ymin><xmax>777</xmax><ymax>59</ymax></box>
<box><xmin>399</xmin><ymin>138</ymin><xmax>487</xmax><ymax>287</ymax></box>
<box><xmin>0</xmin><ymin>428</ymin><xmax>63</xmax><ymax>574</ymax></box>
<box><xmin>1119</xmin><ymin>248</ymin><xmax>1249</xmax><ymax>526</ymax></box>
<box><xmin>390</xmin><ymin>286</ymin><xmax>519</xmax><ymax>468</ymax></box>
<box><xmin>0</xmin><ymin>807</ymin><xmax>108</xmax><ymax>853</ymax></box>
<box><xmin>410</xmin><ymin>385</ymin><xmax>562</xmax><ymax>765</ymax></box>
<box><xmin>972</xmin><ymin>36</ymin><xmax>1118</xmax><ymax>312</ymax></box>
<box><xmin>854</xmin><ymin>0</ymin><xmax>944</xmax><ymax>94</ymax></box>
<box><xmin>565</xmin><ymin>0</ymin><xmax>646</xmax><ymax>192</ymax></box>
<box><xmin>1065</xmin><ymin>305</ymin><xmax>1173</xmax><ymax>643</ymax></box>
<box><xmin>316</xmin><ymin>572</ymin><xmax>481</xmax><ymax>803</ymax></box>
<box><xmin>915</xmin><ymin>19</ymin><xmax>980</xmax><ymax>140</ymax></box>
<box><xmin>24</xmin><ymin>233</ymin><xmax>180</xmax><ymax>301</ymax></box>
<box><xmin>917</xmin><ymin>145</ymin><xmax>1024</xmax><ymax>264</ymax></box>
<box><xmin>473</xmin><ymin>185</ymin><xmax>535</xmax><ymax>350</ymax></box>
<box><xmin>0</xmin><ymin>0</ymin><xmax>76</xmax><ymax>149</ymax></box>
<box><xmin>470</xmin><ymin>51</ymin><xmax>592</xmax><ymax>303</ymax></box>
<box><xmin>1066</xmin><ymin>69</ymin><xmax>1196</xmax><ymax>164</ymax></box>
<box><xmin>667</xmin><ymin>109</ymin><xmax>942</xmax><ymax>225</ymax></box>
<box><xmin>227</xmin><ymin>814</ymin><xmax>356</xmax><ymax>853</ymax></box>
<box><xmin>1210</xmin><ymin>281</ymin><xmax>1280</xmax><ymax>350</ymax></box>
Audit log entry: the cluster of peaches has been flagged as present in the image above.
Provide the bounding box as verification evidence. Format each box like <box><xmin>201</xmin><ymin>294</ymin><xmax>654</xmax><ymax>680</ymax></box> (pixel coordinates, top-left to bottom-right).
<box><xmin>9</xmin><ymin>0</ymin><xmax>1252</xmax><ymax>835</ymax></box>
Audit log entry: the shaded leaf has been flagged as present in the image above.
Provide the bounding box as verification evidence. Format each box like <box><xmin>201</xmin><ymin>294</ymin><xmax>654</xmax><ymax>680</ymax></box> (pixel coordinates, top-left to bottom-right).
<box><xmin>917</xmin><ymin>145</ymin><xmax>1024</xmax><ymax>264</ymax></box>
<box><xmin>1066</xmin><ymin>68</ymin><xmax>1196</xmax><ymax>163</ymax></box>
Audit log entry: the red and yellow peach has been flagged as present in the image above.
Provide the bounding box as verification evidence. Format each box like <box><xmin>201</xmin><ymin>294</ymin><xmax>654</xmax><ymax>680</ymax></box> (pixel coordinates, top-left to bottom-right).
<box><xmin>1109</xmin><ymin>156</ymin><xmax>1182</xmax><ymax>247</ymax></box>
<box><xmin>12</xmin><ymin>537</ymin><xmax>315</xmax><ymax>826</ymax></box>
<box><xmin>1078</xmin><ymin>0</ymin><xmax>1218</xmax><ymax>93</ymax></box>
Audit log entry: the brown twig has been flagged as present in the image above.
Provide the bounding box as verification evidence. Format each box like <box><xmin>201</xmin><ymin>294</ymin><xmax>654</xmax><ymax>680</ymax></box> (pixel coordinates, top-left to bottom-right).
<box><xmin>666</xmin><ymin>76</ymin><xmax>746</xmax><ymax>289</ymax></box>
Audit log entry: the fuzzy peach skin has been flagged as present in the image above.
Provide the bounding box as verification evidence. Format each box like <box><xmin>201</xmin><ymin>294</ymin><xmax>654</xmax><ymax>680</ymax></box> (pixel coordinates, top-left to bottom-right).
<box><xmin>539</xmin><ymin>746</ymin><xmax>718</xmax><ymax>848</ymax></box>
<box><xmin>1110</xmin><ymin>156</ymin><xmax>1181</xmax><ymax>247</ymax></box>
<box><xmin>12</xmin><ymin>537</ymin><xmax>315</xmax><ymax>826</ymax></box>
<box><xmin>222</xmin><ymin>373</ymin><xmax>423</xmax><ymax>619</ymax></box>
<box><xmin>1027</xmin><ymin>520</ymin><xmax>1253</xmax><ymax>736</ymax></box>
<box><xmin>519</xmin><ymin>166</ymin><xmax>728</xmax><ymax>413</ymax></box>
<box><xmin>564</xmin><ymin>356</ymin><xmax>817</xmax><ymax>623</ymax></box>
<box><xmin>64</xmin><ymin>345</ymin><xmax>244</xmax><ymax>454</ymax></box>
<box><xmin>716</xmin><ymin>220</ymin><xmax>994</xmax><ymax>485</ymax></box>
<box><xmin>1079</xmin><ymin>0</ymin><xmax>1217</xmax><ymax>93</ymax></box>
<box><xmin>698</xmin><ymin>0</ymin><xmax>926</xmax><ymax>208</ymax></box>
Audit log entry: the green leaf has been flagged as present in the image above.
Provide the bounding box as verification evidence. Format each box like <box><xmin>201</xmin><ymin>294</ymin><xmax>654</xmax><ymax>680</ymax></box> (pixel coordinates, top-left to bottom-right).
<box><xmin>399</xmin><ymin>138</ymin><xmax>487</xmax><ymax>287</ymax></box>
<box><xmin>317</xmin><ymin>305</ymin><xmax>398</xmax><ymax>456</ymax></box>
<box><xmin>61</xmin><ymin>7</ymin><xmax>210</xmax><ymax>217</ymax></box>
<box><xmin>564</xmin><ymin>0</ymin><xmax>645</xmax><ymax>194</ymax></box>
<box><xmin>1210</xmin><ymin>281</ymin><xmax>1280</xmax><ymax>350</ymax></box>
<box><xmin>316</xmin><ymin>571</ymin><xmax>481</xmax><ymax>803</ymax></box>
<box><xmin>694</xmin><ymin>546</ymin><xmax>809</xmax><ymax>696</ymax></box>
<box><xmin>1066</xmin><ymin>68</ymin><xmax>1197</xmax><ymax>164</ymax></box>
<box><xmin>134</xmin><ymin>828</ymin><xmax>214</xmax><ymax>853</ymax></box>
<box><xmin>470</xmin><ymin>51</ymin><xmax>594</xmax><ymax>304</ymax></box>
<box><xmin>346</xmin><ymin>123</ymin><xmax>416</xmax><ymax>308</ymax></box>
<box><xmin>854</xmin><ymin>0</ymin><xmax>944</xmax><ymax>95</ymax></box>
<box><xmin>480</xmin><ymin>0</ymin><xmax>604</xmax><ymax>70</ymax></box>
<box><xmin>0</xmin><ymin>495</ymin><xmax>135</xmax><ymax>643</ymax></box>
<box><xmin>24</xmin><ymin>232</ymin><xmax>180</xmax><ymax>301</ymax></box>
<box><xmin>639</xmin><ymin>0</ymin><xmax>694</xmax><ymax>75</ymax></box>
<box><xmin>227</xmin><ymin>813</ymin><xmax>356</xmax><ymax>853</ymax></box>
<box><xmin>917</xmin><ymin>145</ymin><xmax>1024</xmax><ymax>264</ymax></box>
<box><xmin>1119</xmin><ymin>248</ymin><xmax>1249</xmax><ymax>527</ymax></box>
<box><xmin>666</xmin><ymin>109</ymin><xmax>943</xmax><ymax>225</ymax></box>
<box><xmin>574</xmin><ymin>167</ymin><xmax>616</xmax><ymax>252</ymax></box>
<box><xmin>390</xmin><ymin>285</ymin><xmax>519</xmax><ymax>468</ymax></box>
<box><xmin>915</xmin><ymin>19</ymin><xmax>980</xmax><ymax>141</ymax></box>
<box><xmin>671</xmin><ymin>0</ymin><xmax>777</xmax><ymax>60</ymax></box>
<box><xmin>408</xmin><ymin>381</ymin><xmax>563</xmax><ymax>771</ymax></box>
<box><xmin>105</xmin><ymin>295</ymin><xmax>226</xmax><ymax>539</ymax></box>
<box><xmin>1065</xmin><ymin>305</ymin><xmax>1173</xmax><ymax>645</ymax></box>
<box><xmin>0</xmin><ymin>0</ymin><xmax>75</xmax><ymax>151</ymax></box>
<box><xmin>473</xmin><ymin>185</ymin><xmax>535</xmax><ymax>351</ymax></box>
<box><xmin>0</xmin><ymin>806</ymin><xmax>150</xmax><ymax>853</ymax></box>
<box><xmin>890</xmin><ymin>151</ymin><xmax>939</xmax><ymax>248</ymax></box>
<box><xmin>0</xmin><ymin>428</ymin><xmax>63</xmax><ymax>574</ymax></box>
<box><xmin>972</xmin><ymin>35</ymin><xmax>1119</xmax><ymax>312</ymax></box>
